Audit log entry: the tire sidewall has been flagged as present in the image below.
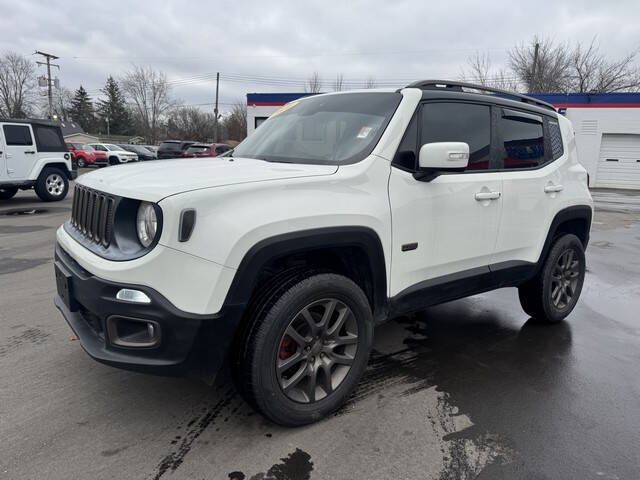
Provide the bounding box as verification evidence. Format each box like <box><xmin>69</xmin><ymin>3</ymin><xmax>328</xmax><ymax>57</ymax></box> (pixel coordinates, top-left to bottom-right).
<box><xmin>36</xmin><ymin>167</ymin><xmax>69</xmax><ymax>202</ymax></box>
<box><xmin>541</xmin><ymin>234</ymin><xmax>586</xmax><ymax>322</ymax></box>
<box><xmin>251</xmin><ymin>274</ymin><xmax>373</xmax><ymax>425</ymax></box>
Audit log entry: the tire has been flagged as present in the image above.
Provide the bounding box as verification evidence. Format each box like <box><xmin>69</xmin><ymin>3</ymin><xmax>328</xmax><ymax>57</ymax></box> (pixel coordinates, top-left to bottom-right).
<box><xmin>236</xmin><ymin>273</ymin><xmax>374</xmax><ymax>426</ymax></box>
<box><xmin>35</xmin><ymin>167</ymin><xmax>69</xmax><ymax>202</ymax></box>
<box><xmin>109</xmin><ymin>156</ymin><xmax>120</xmax><ymax>165</ymax></box>
<box><xmin>77</xmin><ymin>157</ymin><xmax>86</xmax><ymax>168</ymax></box>
<box><xmin>518</xmin><ymin>234</ymin><xmax>586</xmax><ymax>323</ymax></box>
<box><xmin>0</xmin><ymin>187</ymin><xmax>18</xmax><ymax>200</ymax></box>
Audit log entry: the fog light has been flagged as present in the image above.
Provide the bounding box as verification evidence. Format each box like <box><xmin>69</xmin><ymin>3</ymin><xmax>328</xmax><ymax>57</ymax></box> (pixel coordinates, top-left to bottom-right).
<box><xmin>116</xmin><ymin>289</ymin><xmax>151</xmax><ymax>304</ymax></box>
<box><xmin>106</xmin><ymin>316</ymin><xmax>160</xmax><ymax>348</ymax></box>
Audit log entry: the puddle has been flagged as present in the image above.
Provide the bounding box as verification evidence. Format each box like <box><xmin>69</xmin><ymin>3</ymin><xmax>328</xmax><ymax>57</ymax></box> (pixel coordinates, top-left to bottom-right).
<box><xmin>1</xmin><ymin>208</ymin><xmax>49</xmax><ymax>216</ymax></box>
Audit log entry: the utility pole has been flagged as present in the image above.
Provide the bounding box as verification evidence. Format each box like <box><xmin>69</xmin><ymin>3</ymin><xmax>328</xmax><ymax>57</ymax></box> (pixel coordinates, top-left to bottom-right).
<box><xmin>530</xmin><ymin>42</ymin><xmax>540</xmax><ymax>93</ymax></box>
<box><xmin>213</xmin><ymin>72</ymin><xmax>220</xmax><ymax>142</ymax></box>
<box><xmin>35</xmin><ymin>50</ymin><xmax>60</xmax><ymax>120</ymax></box>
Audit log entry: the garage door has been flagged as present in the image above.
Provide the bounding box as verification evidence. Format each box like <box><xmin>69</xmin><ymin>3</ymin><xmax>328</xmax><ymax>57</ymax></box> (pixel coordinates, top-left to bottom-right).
<box><xmin>596</xmin><ymin>134</ymin><xmax>640</xmax><ymax>189</ymax></box>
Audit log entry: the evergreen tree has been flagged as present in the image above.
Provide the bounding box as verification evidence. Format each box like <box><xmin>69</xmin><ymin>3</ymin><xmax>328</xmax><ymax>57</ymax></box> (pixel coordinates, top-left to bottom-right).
<box><xmin>97</xmin><ymin>76</ymin><xmax>130</xmax><ymax>135</ymax></box>
<box><xmin>69</xmin><ymin>86</ymin><xmax>95</xmax><ymax>132</ymax></box>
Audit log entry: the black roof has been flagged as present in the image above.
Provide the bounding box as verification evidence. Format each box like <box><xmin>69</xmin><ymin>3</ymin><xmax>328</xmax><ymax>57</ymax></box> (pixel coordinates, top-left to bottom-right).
<box><xmin>0</xmin><ymin>118</ymin><xmax>60</xmax><ymax>127</ymax></box>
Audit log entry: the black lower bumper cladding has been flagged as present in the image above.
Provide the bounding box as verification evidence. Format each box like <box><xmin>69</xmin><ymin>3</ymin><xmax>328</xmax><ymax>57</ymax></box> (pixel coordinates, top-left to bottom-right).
<box><xmin>53</xmin><ymin>243</ymin><xmax>243</xmax><ymax>380</ymax></box>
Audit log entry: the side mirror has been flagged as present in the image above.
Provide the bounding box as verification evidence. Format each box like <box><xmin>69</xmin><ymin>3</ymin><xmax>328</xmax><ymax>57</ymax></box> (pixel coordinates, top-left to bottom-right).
<box><xmin>418</xmin><ymin>142</ymin><xmax>470</xmax><ymax>171</ymax></box>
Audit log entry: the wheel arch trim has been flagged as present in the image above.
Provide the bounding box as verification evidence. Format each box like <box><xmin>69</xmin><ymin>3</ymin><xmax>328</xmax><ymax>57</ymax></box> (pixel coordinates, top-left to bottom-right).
<box><xmin>221</xmin><ymin>226</ymin><xmax>388</xmax><ymax>319</ymax></box>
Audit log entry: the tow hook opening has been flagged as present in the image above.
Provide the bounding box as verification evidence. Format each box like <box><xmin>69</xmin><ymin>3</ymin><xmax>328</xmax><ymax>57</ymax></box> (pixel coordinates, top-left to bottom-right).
<box><xmin>106</xmin><ymin>316</ymin><xmax>160</xmax><ymax>348</ymax></box>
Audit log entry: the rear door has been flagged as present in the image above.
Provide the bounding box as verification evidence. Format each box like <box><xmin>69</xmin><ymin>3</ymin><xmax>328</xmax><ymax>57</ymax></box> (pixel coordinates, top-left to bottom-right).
<box><xmin>2</xmin><ymin>123</ymin><xmax>36</xmax><ymax>178</ymax></box>
<box><xmin>491</xmin><ymin>110</ymin><xmax>563</xmax><ymax>266</ymax></box>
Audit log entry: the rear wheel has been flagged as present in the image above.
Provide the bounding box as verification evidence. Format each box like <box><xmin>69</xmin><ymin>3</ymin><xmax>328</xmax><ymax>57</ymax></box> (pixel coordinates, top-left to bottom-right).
<box><xmin>236</xmin><ymin>273</ymin><xmax>373</xmax><ymax>426</ymax></box>
<box><xmin>77</xmin><ymin>156</ymin><xmax>86</xmax><ymax>168</ymax></box>
<box><xmin>518</xmin><ymin>234</ymin><xmax>586</xmax><ymax>323</ymax></box>
<box><xmin>35</xmin><ymin>167</ymin><xmax>69</xmax><ymax>202</ymax></box>
<box><xmin>0</xmin><ymin>187</ymin><xmax>18</xmax><ymax>200</ymax></box>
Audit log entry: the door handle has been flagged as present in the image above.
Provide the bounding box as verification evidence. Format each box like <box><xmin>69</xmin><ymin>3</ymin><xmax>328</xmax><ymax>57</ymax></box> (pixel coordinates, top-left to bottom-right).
<box><xmin>544</xmin><ymin>184</ymin><xmax>564</xmax><ymax>193</ymax></box>
<box><xmin>24</xmin><ymin>150</ymin><xmax>36</xmax><ymax>154</ymax></box>
<box><xmin>475</xmin><ymin>191</ymin><xmax>501</xmax><ymax>201</ymax></box>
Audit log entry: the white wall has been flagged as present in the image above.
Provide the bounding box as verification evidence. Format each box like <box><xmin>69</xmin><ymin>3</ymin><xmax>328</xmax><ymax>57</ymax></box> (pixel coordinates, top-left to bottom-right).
<box><xmin>247</xmin><ymin>105</ymin><xmax>280</xmax><ymax>136</ymax></box>
<box><xmin>565</xmin><ymin>108</ymin><xmax>640</xmax><ymax>187</ymax></box>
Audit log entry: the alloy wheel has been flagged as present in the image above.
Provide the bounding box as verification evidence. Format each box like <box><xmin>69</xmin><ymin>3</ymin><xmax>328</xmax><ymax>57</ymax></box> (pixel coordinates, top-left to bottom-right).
<box><xmin>550</xmin><ymin>248</ymin><xmax>581</xmax><ymax>310</ymax></box>
<box><xmin>45</xmin><ymin>173</ymin><xmax>64</xmax><ymax>197</ymax></box>
<box><xmin>276</xmin><ymin>298</ymin><xmax>358</xmax><ymax>403</ymax></box>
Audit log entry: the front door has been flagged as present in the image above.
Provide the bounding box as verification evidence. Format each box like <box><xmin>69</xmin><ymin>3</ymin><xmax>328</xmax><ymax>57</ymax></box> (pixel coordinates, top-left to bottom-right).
<box><xmin>388</xmin><ymin>101</ymin><xmax>502</xmax><ymax>297</ymax></box>
<box><xmin>1</xmin><ymin>123</ymin><xmax>36</xmax><ymax>178</ymax></box>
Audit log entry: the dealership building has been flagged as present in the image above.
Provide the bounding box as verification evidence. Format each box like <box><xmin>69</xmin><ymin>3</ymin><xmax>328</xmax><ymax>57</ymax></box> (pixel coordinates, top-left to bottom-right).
<box><xmin>247</xmin><ymin>92</ymin><xmax>640</xmax><ymax>190</ymax></box>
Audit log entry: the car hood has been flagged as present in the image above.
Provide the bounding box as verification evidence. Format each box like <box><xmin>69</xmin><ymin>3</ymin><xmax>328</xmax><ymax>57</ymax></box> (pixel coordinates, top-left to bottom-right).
<box><xmin>77</xmin><ymin>157</ymin><xmax>338</xmax><ymax>202</ymax></box>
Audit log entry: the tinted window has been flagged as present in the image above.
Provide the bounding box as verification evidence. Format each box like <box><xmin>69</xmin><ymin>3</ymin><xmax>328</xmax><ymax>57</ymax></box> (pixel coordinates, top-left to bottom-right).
<box><xmin>549</xmin><ymin>119</ymin><xmax>564</xmax><ymax>160</ymax></box>
<box><xmin>216</xmin><ymin>145</ymin><xmax>230</xmax><ymax>154</ymax></box>
<box><xmin>159</xmin><ymin>142</ymin><xmax>181</xmax><ymax>151</ymax></box>
<box><xmin>501</xmin><ymin>110</ymin><xmax>544</xmax><ymax>169</ymax></box>
<box><xmin>3</xmin><ymin>125</ymin><xmax>33</xmax><ymax>146</ymax></box>
<box><xmin>420</xmin><ymin>103</ymin><xmax>491</xmax><ymax>171</ymax></box>
<box><xmin>393</xmin><ymin>113</ymin><xmax>418</xmax><ymax>170</ymax></box>
<box><xmin>33</xmin><ymin>125</ymin><xmax>65</xmax><ymax>152</ymax></box>
<box><xmin>186</xmin><ymin>146</ymin><xmax>210</xmax><ymax>154</ymax></box>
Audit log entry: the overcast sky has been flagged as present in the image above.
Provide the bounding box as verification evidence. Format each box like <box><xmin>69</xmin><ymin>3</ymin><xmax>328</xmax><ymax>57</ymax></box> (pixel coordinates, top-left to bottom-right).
<box><xmin>0</xmin><ymin>0</ymin><xmax>638</xmax><ymax>113</ymax></box>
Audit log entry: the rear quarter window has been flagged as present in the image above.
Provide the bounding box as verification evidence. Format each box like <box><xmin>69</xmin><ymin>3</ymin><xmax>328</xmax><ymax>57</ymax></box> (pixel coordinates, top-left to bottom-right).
<box><xmin>33</xmin><ymin>125</ymin><xmax>66</xmax><ymax>152</ymax></box>
<box><xmin>549</xmin><ymin>119</ymin><xmax>564</xmax><ymax>160</ymax></box>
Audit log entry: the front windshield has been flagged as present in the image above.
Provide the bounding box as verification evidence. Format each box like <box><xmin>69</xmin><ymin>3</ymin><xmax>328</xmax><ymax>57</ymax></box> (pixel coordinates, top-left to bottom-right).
<box><xmin>232</xmin><ymin>92</ymin><xmax>401</xmax><ymax>165</ymax></box>
<box><xmin>105</xmin><ymin>144</ymin><xmax>121</xmax><ymax>151</ymax></box>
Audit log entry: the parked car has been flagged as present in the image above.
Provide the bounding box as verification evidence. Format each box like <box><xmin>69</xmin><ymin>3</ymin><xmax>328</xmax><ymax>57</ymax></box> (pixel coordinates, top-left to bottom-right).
<box><xmin>182</xmin><ymin>143</ymin><xmax>232</xmax><ymax>158</ymax></box>
<box><xmin>54</xmin><ymin>80</ymin><xmax>593</xmax><ymax>426</ymax></box>
<box><xmin>157</xmin><ymin>140</ymin><xmax>196</xmax><ymax>159</ymax></box>
<box><xmin>1</xmin><ymin>118</ymin><xmax>76</xmax><ymax>201</ymax></box>
<box><xmin>88</xmin><ymin>143</ymin><xmax>138</xmax><ymax>165</ymax></box>
<box><xmin>142</xmin><ymin>145</ymin><xmax>159</xmax><ymax>155</ymax></box>
<box><xmin>66</xmin><ymin>143</ymin><xmax>108</xmax><ymax>168</ymax></box>
<box><xmin>117</xmin><ymin>144</ymin><xmax>157</xmax><ymax>161</ymax></box>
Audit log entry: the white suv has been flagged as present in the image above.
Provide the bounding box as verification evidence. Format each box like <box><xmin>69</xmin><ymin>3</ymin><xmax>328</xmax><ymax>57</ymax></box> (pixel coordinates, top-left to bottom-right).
<box><xmin>54</xmin><ymin>81</ymin><xmax>593</xmax><ymax>426</ymax></box>
<box><xmin>88</xmin><ymin>143</ymin><xmax>138</xmax><ymax>165</ymax></box>
<box><xmin>1</xmin><ymin>119</ymin><xmax>76</xmax><ymax>201</ymax></box>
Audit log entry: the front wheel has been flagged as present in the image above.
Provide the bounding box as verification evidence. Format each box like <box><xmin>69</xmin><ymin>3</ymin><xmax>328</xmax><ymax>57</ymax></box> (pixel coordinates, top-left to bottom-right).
<box><xmin>0</xmin><ymin>187</ymin><xmax>18</xmax><ymax>200</ymax></box>
<box><xmin>77</xmin><ymin>157</ymin><xmax>86</xmax><ymax>168</ymax></box>
<box><xmin>518</xmin><ymin>233</ymin><xmax>586</xmax><ymax>323</ymax></box>
<box><xmin>236</xmin><ymin>273</ymin><xmax>373</xmax><ymax>426</ymax></box>
<box><xmin>35</xmin><ymin>167</ymin><xmax>69</xmax><ymax>202</ymax></box>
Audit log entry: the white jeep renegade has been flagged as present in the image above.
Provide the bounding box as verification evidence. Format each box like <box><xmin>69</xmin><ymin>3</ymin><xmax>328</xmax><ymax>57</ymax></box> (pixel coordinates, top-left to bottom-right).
<box><xmin>54</xmin><ymin>81</ymin><xmax>593</xmax><ymax>426</ymax></box>
<box><xmin>1</xmin><ymin>119</ymin><xmax>76</xmax><ymax>201</ymax></box>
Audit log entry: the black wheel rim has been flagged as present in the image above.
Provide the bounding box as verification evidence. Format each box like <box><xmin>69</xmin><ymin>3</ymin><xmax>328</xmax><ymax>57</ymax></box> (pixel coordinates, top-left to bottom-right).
<box><xmin>550</xmin><ymin>248</ymin><xmax>581</xmax><ymax>310</ymax></box>
<box><xmin>276</xmin><ymin>298</ymin><xmax>358</xmax><ymax>403</ymax></box>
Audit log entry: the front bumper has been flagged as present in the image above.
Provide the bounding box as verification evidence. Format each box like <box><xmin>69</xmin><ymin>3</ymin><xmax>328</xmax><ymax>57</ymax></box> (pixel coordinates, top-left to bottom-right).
<box><xmin>54</xmin><ymin>244</ymin><xmax>243</xmax><ymax>379</ymax></box>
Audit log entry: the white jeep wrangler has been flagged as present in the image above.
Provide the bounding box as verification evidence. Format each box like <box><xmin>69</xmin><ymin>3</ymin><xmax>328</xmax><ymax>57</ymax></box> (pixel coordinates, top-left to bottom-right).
<box><xmin>0</xmin><ymin>119</ymin><xmax>76</xmax><ymax>201</ymax></box>
<box><xmin>54</xmin><ymin>81</ymin><xmax>593</xmax><ymax>426</ymax></box>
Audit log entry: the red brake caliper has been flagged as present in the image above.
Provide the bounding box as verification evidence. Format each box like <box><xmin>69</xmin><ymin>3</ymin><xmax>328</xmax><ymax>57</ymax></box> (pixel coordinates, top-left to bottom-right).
<box><xmin>278</xmin><ymin>334</ymin><xmax>297</xmax><ymax>360</ymax></box>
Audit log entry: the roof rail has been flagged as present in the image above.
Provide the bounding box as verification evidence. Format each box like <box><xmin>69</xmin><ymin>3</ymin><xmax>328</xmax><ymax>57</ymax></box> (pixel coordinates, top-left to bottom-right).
<box><xmin>404</xmin><ymin>79</ymin><xmax>556</xmax><ymax>112</ymax></box>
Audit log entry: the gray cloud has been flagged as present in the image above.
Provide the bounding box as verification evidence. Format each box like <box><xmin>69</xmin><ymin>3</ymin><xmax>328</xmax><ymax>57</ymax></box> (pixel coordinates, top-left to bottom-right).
<box><xmin>0</xmin><ymin>0</ymin><xmax>638</xmax><ymax>112</ymax></box>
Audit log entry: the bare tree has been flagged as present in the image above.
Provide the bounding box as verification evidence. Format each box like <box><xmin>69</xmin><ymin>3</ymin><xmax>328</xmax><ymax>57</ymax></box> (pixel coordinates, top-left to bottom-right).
<box><xmin>222</xmin><ymin>100</ymin><xmax>247</xmax><ymax>141</ymax></box>
<box><xmin>509</xmin><ymin>37</ymin><xmax>573</xmax><ymax>92</ymax></box>
<box><xmin>305</xmin><ymin>71</ymin><xmax>322</xmax><ymax>93</ymax></box>
<box><xmin>363</xmin><ymin>76</ymin><xmax>377</xmax><ymax>89</ymax></box>
<box><xmin>461</xmin><ymin>51</ymin><xmax>519</xmax><ymax>91</ymax></box>
<box><xmin>571</xmin><ymin>38</ymin><xmax>640</xmax><ymax>93</ymax></box>
<box><xmin>121</xmin><ymin>65</ymin><xmax>172</xmax><ymax>142</ymax></box>
<box><xmin>0</xmin><ymin>52</ymin><xmax>36</xmax><ymax>118</ymax></box>
<box><xmin>166</xmin><ymin>106</ymin><xmax>215</xmax><ymax>142</ymax></box>
<box><xmin>332</xmin><ymin>73</ymin><xmax>344</xmax><ymax>91</ymax></box>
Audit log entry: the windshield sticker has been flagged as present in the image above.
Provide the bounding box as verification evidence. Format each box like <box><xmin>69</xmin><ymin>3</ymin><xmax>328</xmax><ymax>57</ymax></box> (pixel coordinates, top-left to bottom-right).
<box><xmin>271</xmin><ymin>100</ymin><xmax>299</xmax><ymax>118</ymax></box>
<box><xmin>357</xmin><ymin>126</ymin><xmax>374</xmax><ymax>139</ymax></box>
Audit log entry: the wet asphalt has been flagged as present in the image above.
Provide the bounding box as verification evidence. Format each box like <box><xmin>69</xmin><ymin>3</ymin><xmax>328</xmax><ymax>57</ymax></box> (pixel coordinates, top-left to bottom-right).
<box><xmin>1</xmin><ymin>177</ymin><xmax>639</xmax><ymax>479</ymax></box>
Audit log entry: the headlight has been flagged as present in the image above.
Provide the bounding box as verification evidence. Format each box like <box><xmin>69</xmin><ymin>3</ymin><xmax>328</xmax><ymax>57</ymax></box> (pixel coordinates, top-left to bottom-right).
<box><xmin>136</xmin><ymin>202</ymin><xmax>158</xmax><ymax>247</ymax></box>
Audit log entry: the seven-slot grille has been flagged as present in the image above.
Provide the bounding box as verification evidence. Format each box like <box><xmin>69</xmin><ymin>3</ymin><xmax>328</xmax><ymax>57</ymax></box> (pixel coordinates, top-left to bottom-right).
<box><xmin>71</xmin><ymin>185</ymin><xmax>115</xmax><ymax>247</ymax></box>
